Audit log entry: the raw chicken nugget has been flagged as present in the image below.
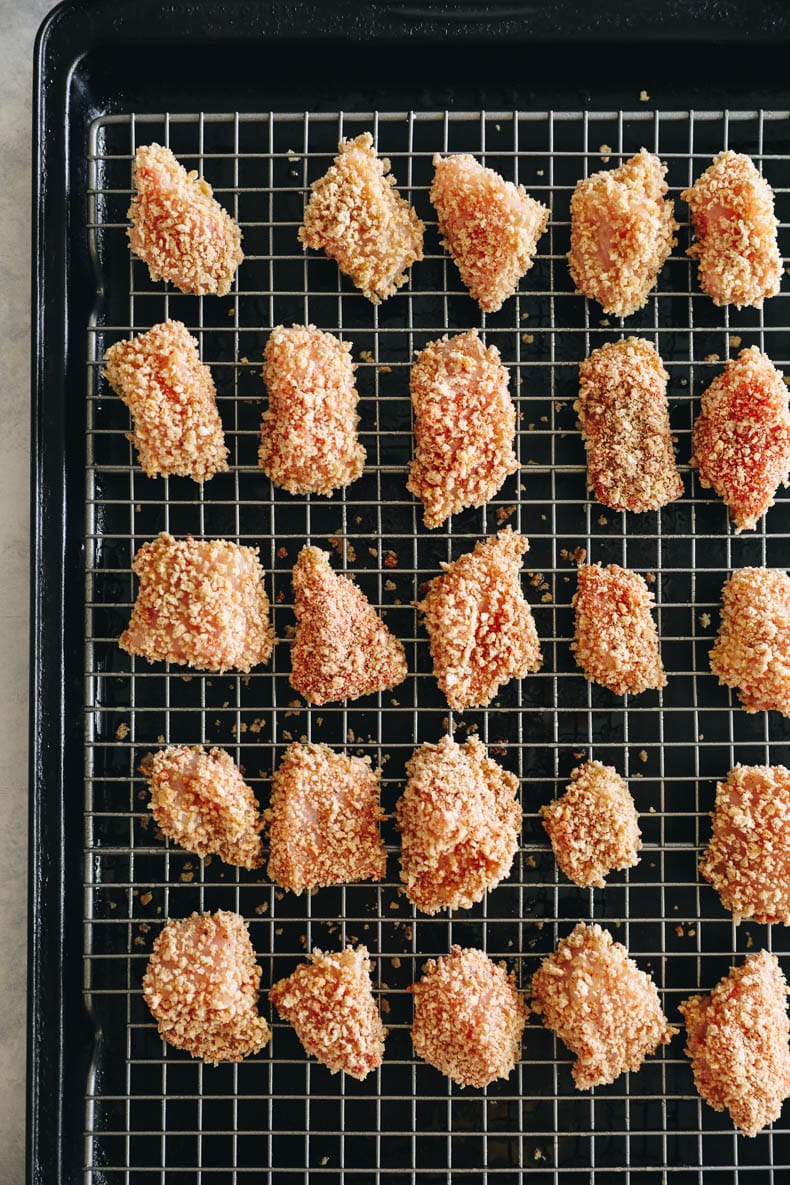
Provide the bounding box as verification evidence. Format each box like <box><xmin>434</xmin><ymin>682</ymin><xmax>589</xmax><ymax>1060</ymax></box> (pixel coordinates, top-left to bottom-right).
<box><xmin>128</xmin><ymin>143</ymin><xmax>243</xmax><ymax>296</ymax></box>
<box><xmin>410</xmin><ymin>946</ymin><xmax>527</xmax><ymax>1088</ymax></box>
<box><xmin>680</xmin><ymin>951</ymin><xmax>790</xmax><ymax>1138</ymax></box>
<box><xmin>299</xmin><ymin>132</ymin><xmax>424</xmax><ymax>303</ymax></box>
<box><xmin>290</xmin><ymin>545</ymin><xmax>407</xmax><ymax>704</ymax></box>
<box><xmin>709</xmin><ymin>567</ymin><xmax>790</xmax><ymax>716</ymax></box>
<box><xmin>144</xmin><ymin>745</ymin><xmax>263</xmax><ymax>870</ymax></box>
<box><xmin>568</xmin><ymin>149</ymin><xmax>677</xmax><ymax>318</ymax></box>
<box><xmin>407</xmin><ymin>330</ymin><xmax>518</xmax><ymax>528</ymax></box>
<box><xmin>142</xmin><ymin>911</ymin><xmax>270</xmax><ymax>1064</ymax></box>
<box><xmin>396</xmin><ymin>734</ymin><xmax>520</xmax><ymax>914</ymax></box>
<box><xmin>682</xmin><ymin>151</ymin><xmax>782</xmax><ymax>308</ymax></box>
<box><xmin>103</xmin><ymin>320</ymin><xmax>228</xmax><ymax>482</ymax></box>
<box><xmin>541</xmin><ymin>760</ymin><xmax>641</xmax><ymax>889</ymax></box>
<box><xmin>530</xmin><ymin>922</ymin><xmax>677</xmax><ymax>1089</ymax></box>
<box><xmin>576</xmin><ymin>338</ymin><xmax>683</xmax><ymax>512</ymax></box>
<box><xmin>266</xmin><ymin>742</ymin><xmax>386</xmax><ymax>894</ymax></box>
<box><xmin>120</xmin><ymin>532</ymin><xmax>274</xmax><ymax>673</ymax></box>
<box><xmin>700</xmin><ymin>764</ymin><xmax>790</xmax><ymax>925</ymax></box>
<box><xmin>691</xmin><ymin>347</ymin><xmax>790</xmax><ymax>531</ymax></box>
<box><xmin>572</xmin><ymin>563</ymin><xmax>666</xmax><ymax>696</ymax></box>
<box><xmin>430</xmin><ymin>153</ymin><xmax>549</xmax><ymax>312</ymax></box>
<box><xmin>259</xmin><ymin>324</ymin><xmax>365</xmax><ymax>495</ymax></box>
<box><xmin>418</xmin><ymin>528</ymin><xmax>542</xmax><ymax>710</ymax></box>
<box><xmin>269</xmin><ymin>945</ymin><xmax>386</xmax><ymax>1080</ymax></box>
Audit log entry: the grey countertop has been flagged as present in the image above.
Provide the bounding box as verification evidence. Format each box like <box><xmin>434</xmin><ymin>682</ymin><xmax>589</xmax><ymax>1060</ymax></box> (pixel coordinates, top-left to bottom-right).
<box><xmin>0</xmin><ymin>2</ymin><xmax>62</xmax><ymax>1181</ymax></box>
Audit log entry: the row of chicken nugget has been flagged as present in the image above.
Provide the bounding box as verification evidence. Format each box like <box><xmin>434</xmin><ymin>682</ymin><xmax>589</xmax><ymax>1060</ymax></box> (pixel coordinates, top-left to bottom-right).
<box><xmin>142</xmin><ymin>909</ymin><xmax>790</xmax><ymax>1139</ymax></box>
<box><xmin>129</xmin><ymin>136</ymin><xmax>782</xmax><ymax>315</ymax></box>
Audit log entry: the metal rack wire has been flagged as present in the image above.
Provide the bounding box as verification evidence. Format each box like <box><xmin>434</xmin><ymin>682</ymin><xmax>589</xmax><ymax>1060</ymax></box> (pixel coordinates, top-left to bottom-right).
<box><xmin>83</xmin><ymin>107</ymin><xmax>790</xmax><ymax>1182</ymax></box>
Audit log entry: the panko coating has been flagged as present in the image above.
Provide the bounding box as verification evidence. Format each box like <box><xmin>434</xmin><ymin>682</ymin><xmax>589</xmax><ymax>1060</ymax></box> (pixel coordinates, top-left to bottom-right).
<box><xmin>541</xmin><ymin>760</ymin><xmax>641</xmax><ymax>888</ymax></box>
<box><xmin>571</xmin><ymin>563</ymin><xmax>665</xmax><ymax>696</ymax></box>
<box><xmin>709</xmin><ymin>566</ymin><xmax>790</xmax><ymax>716</ymax></box>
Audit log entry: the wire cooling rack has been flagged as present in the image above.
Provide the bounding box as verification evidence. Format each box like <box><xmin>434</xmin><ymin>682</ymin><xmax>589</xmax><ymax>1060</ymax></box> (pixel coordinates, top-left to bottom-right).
<box><xmin>83</xmin><ymin>108</ymin><xmax>790</xmax><ymax>1182</ymax></box>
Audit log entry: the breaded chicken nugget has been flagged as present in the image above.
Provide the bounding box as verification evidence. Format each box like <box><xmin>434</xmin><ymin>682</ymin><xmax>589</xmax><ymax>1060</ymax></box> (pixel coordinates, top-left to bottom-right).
<box><xmin>269</xmin><ymin>945</ymin><xmax>386</xmax><ymax>1080</ymax></box>
<box><xmin>128</xmin><ymin>144</ymin><xmax>243</xmax><ymax>296</ymax></box>
<box><xmin>407</xmin><ymin>329</ymin><xmax>517</xmax><ymax>528</ymax></box>
<box><xmin>700</xmin><ymin>764</ymin><xmax>790</xmax><ymax>924</ymax></box>
<box><xmin>691</xmin><ymin>347</ymin><xmax>790</xmax><ymax>531</ymax></box>
<box><xmin>568</xmin><ymin>149</ymin><xmax>677</xmax><ymax>318</ymax></box>
<box><xmin>120</xmin><ymin>532</ymin><xmax>274</xmax><ymax>673</ymax></box>
<box><xmin>430</xmin><ymin>153</ymin><xmax>548</xmax><ymax>312</ymax></box>
<box><xmin>682</xmin><ymin>151</ymin><xmax>782</xmax><ymax>308</ymax></box>
<box><xmin>571</xmin><ymin>563</ymin><xmax>666</xmax><ymax>696</ymax></box>
<box><xmin>541</xmin><ymin>760</ymin><xmax>641</xmax><ymax>888</ymax></box>
<box><xmin>396</xmin><ymin>734</ymin><xmax>520</xmax><ymax>914</ymax></box>
<box><xmin>143</xmin><ymin>745</ymin><xmax>263</xmax><ymax>870</ymax></box>
<box><xmin>576</xmin><ymin>338</ymin><xmax>683</xmax><ymax>512</ymax></box>
<box><xmin>142</xmin><ymin>911</ymin><xmax>270</xmax><ymax>1064</ymax></box>
<box><xmin>709</xmin><ymin>567</ymin><xmax>790</xmax><ymax>716</ymax></box>
<box><xmin>530</xmin><ymin>922</ymin><xmax>677</xmax><ymax>1089</ymax></box>
<box><xmin>259</xmin><ymin>325</ymin><xmax>365</xmax><ymax>496</ymax></box>
<box><xmin>680</xmin><ymin>951</ymin><xmax>790</xmax><ymax>1137</ymax></box>
<box><xmin>266</xmin><ymin>742</ymin><xmax>386</xmax><ymax>894</ymax></box>
<box><xmin>410</xmin><ymin>946</ymin><xmax>527</xmax><ymax>1087</ymax></box>
<box><xmin>290</xmin><ymin>546</ymin><xmax>407</xmax><ymax>704</ymax></box>
<box><xmin>417</xmin><ymin>528</ymin><xmax>542</xmax><ymax>710</ymax></box>
<box><xmin>103</xmin><ymin>320</ymin><xmax>228</xmax><ymax>482</ymax></box>
<box><xmin>299</xmin><ymin>132</ymin><xmax>424</xmax><ymax>302</ymax></box>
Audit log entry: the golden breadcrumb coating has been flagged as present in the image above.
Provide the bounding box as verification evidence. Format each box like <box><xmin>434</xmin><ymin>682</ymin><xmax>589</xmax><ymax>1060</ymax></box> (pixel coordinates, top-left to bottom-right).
<box><xmin>568</xmin><ymin>149</ymin><xmax>677</xmax><ymax>318</ymax></box>
<box><xmin>128</xmin><ymin>144</ymin><xmax>243</xmax><ymax>297</ymax></box>
<box><xmin>430</xmin><ymin>153</ymin><xmax>549</xmax><ymax>312</ymax></box>
<box><xmin>396</xmin><ymin>734</ymin><xmax>520</xmax><ymax>914</ymax></box>
<box><xmin>680</xmin><ymin>950</ymin><xmax>790</xmax><ymax>1138</ymax></box>
<box><xmin>572</xmin><ymin>563</ymin><xmax>666</xmax><ymax>696</ymax></box>
<box><xmin>709</xmin><ymin>566</ymin><xmax>790</xmax><ymax>716</ymax></box>
<box><xmin>691</xmin><ymin>347</ymin><xmax>790</xmax><ymax>531</ymax></box>
<box><xmin>142</xmin><ymin>745</ymin><xmax>263</xmax><ymax>870</ymax></box>
<box><xmin>298</xmin><ymin>132</ymin><xmax>424</xmax><ymax>303</ymax></box>
<box><xmin>682</xmin><ymin>151</ymin><xmax>782</xmax><ymax>308</ymax></box>
<box><xmin>541</xmin><ymin>760</ymin><xmax>641</xmax><ymax>889</ymax></box>
<box><xmin>531</xmin><ymin>922</ymin><xmax>677</xmax><ymax>1089</ymax></box>
<box><xmin>576</xmin><ymin>338</ymin><xmax>683</xmax><ymax>512</ymax></box>
<box><xmin>417</xmin><ymin>528</ymin><xmax>542</xmax><ymax>710</ymax></box>
<box><xmin>120</xmin><ymin>532</ymin><xmax>274</xmax><ymax>673</ymax></box>
<box><xmin>269</xmin><ymin>945</ymin><xmax>386</xmax><ymax>1080</ymax></box>
<box><xmin>103</xmin><ymin>320</ymin><xmax>228</xmax><ymax>482</ymax></box>
<box><xmin>407</xmin><ymin>329</ymin><xmax>518</xmax><ymax>528</ymax></box>
<box><xmin>266</xmin><ymin>742</ymin><xmax>386</xmax><ymax>894</ymax></box>
<box><xmin>142</xmin><ymin>911</ymin><xmax>270</xmax><ymax>1064</ymax></box>
<box><xmin>290</xmin><ymin>546</ymin><xmax>407</xmax><ymax>704</ymax></box>
<box><xmin>410</xmin><ymin>946</ymin><xmax>527</xmax><ymax>1087</ymax></box>
<box><xmin>259</xmin><ymin>324</ymin><xmax>365</xmax><ymax>496</ymax></box>
<box><xmin>700</xmin><ymin>764</ymin><xmax>790</xmax><ymax>924</ymax></box>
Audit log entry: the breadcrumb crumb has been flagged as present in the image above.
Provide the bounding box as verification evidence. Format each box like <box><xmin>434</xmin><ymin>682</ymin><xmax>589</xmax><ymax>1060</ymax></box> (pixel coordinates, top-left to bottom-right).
<box><xmin>530</xmin><ymin>922</ymin><xmax>676</xmax><ymax>1088</ymax></box>
<box><xmin>407</xmin><ymin>330</ymin><xmax>517</xmax><ymax>527</ymax></box>
<box><xmin>269</xmin><ymin>945</ymin><xmax>386</xmax><ymax>1079</ymax></box>
<box><xmin>417</xmin><ymin>528</ymin><xmax>542</xmax><ymax>710</ymax></box>
<box><xmin>709</xmin><ymin>567</ymin><xmax>790</xmax><ymax>715</ymax></box>
<box><xmin>259</xmin><ymin>324</ymin><xmax>365</xmax><ymax>495</ymax></box>
<box><xmin>410</xmin><ymin>946</ymin><xmax>526</xmax><ymax>1087</ymax></box>
<box><xmin>430</xmin><ymin>154</ymin><xmax>548</xmax><ymax>312</ymax></box>
<box><xmin>142</xmin><ymin>911</ymin><xmax>270</xmax><ymax>1064</ymax></box>
<box><xmin>572</xmin><ymin>563</ymin><xmax>666</xmax><ymax>696</ymax></box>
<box><xmin>541</xmin><ymin>761</ymin><xmax>641</xmax><ymax>888</ymax></box>
<box><xmin>396</xmin><ymin>734</ymin><xmax>520</xmax><ymax>913</ymax></box>
<box><xmin>128</xmin><ymin>144</ymin><xmax>243</xmax><ymax>296</ymax></box>
<box><xmin>682</xmin><ymin>151</ymin><xmax>782</xmax><ymax>308</ymax></box>
<box><xmin>680</xmin><ymin>950</ymin><xmax>790</xmax><ymax>1137</ymax></box>
<box><xmin>266</xmin><ymin>742</ymin><xmax>386</xmax><ymax>894</ymax></box>
<box><xmin>299</xmin><ymin>132</ymin><xmax>424</xmax><ymax>303</ymax></box>
<box><xmin>120</xmin><ymin>533</ymin><xmax>274</xmax><ymax>673</ymax></box>
<box><xmin>576</xmin><ymin>338</ymin><xmax>683</xmax><ymax>512</ymax></box>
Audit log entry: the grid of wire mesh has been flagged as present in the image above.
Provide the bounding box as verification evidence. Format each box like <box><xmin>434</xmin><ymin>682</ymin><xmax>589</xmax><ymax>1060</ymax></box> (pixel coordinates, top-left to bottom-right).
<box><xmin>82</xmin><ymin>107</ymin><xmax>790</xmax><ymax>1182</ymax></box>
